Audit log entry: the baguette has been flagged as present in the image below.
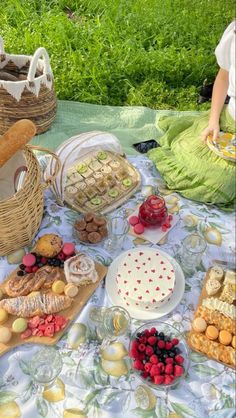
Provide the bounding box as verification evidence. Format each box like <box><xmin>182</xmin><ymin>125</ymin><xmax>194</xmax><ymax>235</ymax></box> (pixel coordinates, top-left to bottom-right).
<box><xmin>0</xmin><ymin>119</ymin><xmax>36</xmax><ymax>168</ymax></box>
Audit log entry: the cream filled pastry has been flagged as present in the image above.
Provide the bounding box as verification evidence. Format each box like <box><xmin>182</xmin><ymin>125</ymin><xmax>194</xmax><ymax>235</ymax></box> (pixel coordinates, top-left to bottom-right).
<box><xmin>64</xmin><ymin>253</ymin><xmax>98</xmax><ymax>286</ymax></box>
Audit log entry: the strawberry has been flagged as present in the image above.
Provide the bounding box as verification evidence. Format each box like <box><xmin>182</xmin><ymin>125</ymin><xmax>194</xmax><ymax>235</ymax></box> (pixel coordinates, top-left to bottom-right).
<box><xmin>147</xmin><ymin>336</ymin><xmax>157</xmax><ymax>345</ymax></box>
<box><xmin>44</xmin><ymin>324</ymin><xmax>55</xmax><ymax>337</ymax></box>
<box><xmin>154</xmin><ymin>375</ymin><xmax>165</xmax><ymax>384</ymax></box>
<box><xmin>144</xmin><ymin>362</ymin><xmax>152</xmax><ymax>373</ymax></box>
<box><xmin>165</xmin><ymin>364</ymin><xmax>173</xmax><ymax>375</ymax></box>
<box><xmin>150</xmin><ymin>354</ymin><xmax>158</xmax><ymax>364</ymax></box>
<box><xmin>150</xmin><ymin>365</ymin><xmax>161</xmax><ymax>377</ymax></box>
<box><xmin>165</xmin><ymin>357</ymin><xmax>174</xmax><ymax>364</ymax></box>
<box><xmin>138</xmin><ymin>343</ymin><xmax>146</xmax><ymax>352</ymax></box>
<box><xmin>171</xmin><ymin>338</ymin><xmax>179</xmax><ymax>346</ymax></box>
<box><xmin>165</xmin><ymin>342</ymin><xmax>173</xmax><ymax>350</ymax></box>
<box><xmin>175</xmin><ymin>355</ymin><xmax>184</xmax><ymax>364</ymax></box>
<box><xmin>164</xmin><ymin>375</ymin><xmax>174</xmax><ymax>385</ymax></box>
<box><xmin>157</xmin><ymin>340</ymin><xmax>165</xmax><ymax>349</ymax></box>
<box><xmin>174</xmin><ymin>365</ymin><xmax>184</xmax><ymax>377</ymax></box>
<box><xmin>150</xmin><ymin>327</ymin><xmax>157</xmax><ymax>335</ymax></box>
<box><xmin>145</xmin><ymin>345</ymin><xmax>154</xmax><ymax>356</ymax></box>
<box><xmin>157</xmin><ymin>362</ymin><xmax>165</xmax><ymax>372</ymax></box>
<box><xmin>133</xmin><ymin>359</ymin><xmax>144</xmax><ymax>371</ymax></box>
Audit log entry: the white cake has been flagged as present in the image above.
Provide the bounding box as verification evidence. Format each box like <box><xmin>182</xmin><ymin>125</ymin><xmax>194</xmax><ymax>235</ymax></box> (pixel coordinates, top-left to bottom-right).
<box><xmin>116</xmin><ymin>249</ymin><xmax>175</xmax><ymax>311</ymax></box>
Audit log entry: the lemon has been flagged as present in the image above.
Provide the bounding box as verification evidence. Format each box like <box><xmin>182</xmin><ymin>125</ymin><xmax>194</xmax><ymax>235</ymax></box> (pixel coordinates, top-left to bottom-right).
<box><xmin>42</xmin><ymin>378</ymin><xmax>65</xmax><ymax>402</ymax></box>
<box><xmin>101</xmin><ymin>342</ymin><xmax>128</xmax><ymax>361</ymax></box>
<box><xmin>67</xmin><ymin>323</ymin><xmax>87</xmax><ymax>349</ymax></box>
<box><xmin>63</xmin><ymin>408</ymin><xmax>87</xmax><ymax>418</ymax></box>
<box><xmin>0</xmin><ymin>401</ymin><xmax>21</xmax><ymax>418</ymax></box>
<box><xmin>134</xmin><ymin>385</ymin><xmax>157</xmax><ymax>410</ymax></box>
<box><xmin>203</xmin><ymin>227</ymin><xmax>222</xmax><ymax>246</ymax></box>
<box><xmin>183</xmin><ymin>214</ymin><xmax>199</xmax><ymax>227</ymax></box>
<box><xmin>168</xmin><ymin>204</ymin><xmax>180</xmax><ymax>214</ymax></box>
<box><xmin>101</xmin><ymin>358</ymin><xmax>128</xmax><ymax>377</ymax></box>
<box><xmin>164</xmin><ymin>195</ymin><xmax>179</xmax><ymax>205</ymax></box>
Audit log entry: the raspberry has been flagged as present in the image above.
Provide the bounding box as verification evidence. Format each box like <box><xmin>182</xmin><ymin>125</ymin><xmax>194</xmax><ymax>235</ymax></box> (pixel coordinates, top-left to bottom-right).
<box><xmin>150</xmin><ymin>365</ymin><xmax>161</xmax><ymax>377</ymax></box>
<box><xmin>174</xmin><ymin>365</ymin><xmax>184</xmax><ymax>377</ymax></box>
<box><xmin>144</xmin><ymin>362</ymin><xmax>152</xmax><ymax>373</ymax></box>
<box><xmin>150</xmin><ymin>354</ymin><xmax>158</xmax><ymax>364</ymax></box>
<box><xmin>139</xmin><ymin>336</ymin><xmax>147</xmax><ymax>344</ymax></box>
<box><xmin>32</xmin><ymin>266</ymin><xmax>39</xmax><ymax>273</ymax></box>
<box><xmin>165</xmin><ymin>342</ymin><xmax>173</xmax><ymax>350</ymax></box>
<box><xmin>165</xmin><ymin>358</ymin><xmax>174</xmax><ymax>364</ymax></box>
<box><xmin>133</xmin><ymin>359</ymin><xmax>144</xmax><ymax>371</ymax></box>
<box><xmin>150</xmin><ymin>327</ymin><xmax>157</xmax><ymax>335</ymax></box>
<box><xmin>144</xmin><ymin>329</ymin><xmax>151</xmax><ymax>337</ymax></box>
<box><xmin>131</xmin><ymin>340</ymin><xmax>139</xmax><ymax>350</ymax></box>
<box><xmin>138</xmin><ymin>343</ymin><xmax>146</xmax><ymax>352</ymax></box>
<box><xmin>25</xmin><ymin>266</ymin><xmax>33</xmax><ymax>274</ymax></box>
<box><xmin>141</xmin><ymin>371</ymin><xmax>149</xmax><ymax>379</ymax></box>
<box><xmin>161</xmin><ymin>225</ymin><xmax>167</xmax><ymax>232</ymax></box>
<box><xmin>157</xmin><ymin>340</ymin><xmax>165</xmax><ymax>349</ymax></box>
<box><xmin>175</xmin><ymin>355</ymin><xmax>184</xmax><ymax>364</ymax></box>
<box><xmin>157</xmin><ymin>362</ymin><xmax>165</xmax><ymax>372</ymax></box>
<box><xmin>139</xmin><ymin>353</ymin><xmax>145</xmax><ymax>361</ymax></box>
<box><xmin>40</xmin><ymin>257</ymin><xmax>48</xmax><ymax>265</ymax></box>
<box><xmin>145</xmin><ymin>345</ymin><xmax>154</xmax><ymax>356</ymax></box>
<box><xmin>129</xmin><ymin>348</ymin><xmax>139</xmax><ymax>358</ymax></box>
<box><xmin>147</xmin><ymin>336</ymin><xmax>157</xmax><ymax>345</ymax></box>
<box><xmin>154</xmin><ymin>375</ymin><xmax>165</xmax><ymax>384</ymax></box>
<box><xmin>164</xmin><ymin>375</ymin><xmax>174</xmax><ymax>385</ymax></box>
<box><xmin>171</xmin><ymin>338</ymin><xmax>179</xmax><ymax>346</ymax></box>
<box><xmin>165</xmin><ymin>364</ymin><xmax>173</xmax><ymax>375</ymax></box>
<box><xmin>168</xmin><ymin>214</ymin><xmax>173</xmax><ymax>221</ymax></box>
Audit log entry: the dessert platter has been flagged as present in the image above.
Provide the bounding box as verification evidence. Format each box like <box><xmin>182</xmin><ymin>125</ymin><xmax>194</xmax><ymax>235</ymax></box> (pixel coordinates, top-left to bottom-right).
<box><xmin>187</xmin><ymin>266</ymin><xmax>236</xmax><ymax>368</ymax></box>
<box><xmin>105</xmin><ymin>247</ymin><xmax>185</xmax><ymax>320</ymax></box>
<box><xmin>207</xmin><ymin>132</ymin><xmax>236</xmax><ymax>162</ymax></box>
<box><xmin>64</xmin><ymin>150</ymin><xmax>141</xmax><ymax>214</ymax></box>
<box><xmin>0</xmin><ymin>233</ymin><xmax>107</xmax><ymax>356</ymax></box>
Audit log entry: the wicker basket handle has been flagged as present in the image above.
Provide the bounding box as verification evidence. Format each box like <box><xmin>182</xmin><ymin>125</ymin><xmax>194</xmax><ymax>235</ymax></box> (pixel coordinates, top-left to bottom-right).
<box><xmin>27</xmin><ymin>47</ymin><xmax>52</xmax><ymax>82</ymax></box>
<box><xmin>0</xmin><ymin>36</ymin><xmax>6</xmax><ymax>62</ymax></box>
<box><xmin>28</xmin><ymin>145</ymin><xmax>61</xmax><ymax>189</ymax></box>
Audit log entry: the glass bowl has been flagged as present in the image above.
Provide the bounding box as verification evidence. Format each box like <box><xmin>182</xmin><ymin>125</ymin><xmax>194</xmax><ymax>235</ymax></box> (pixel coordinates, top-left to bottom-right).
<box><xmin>129</xmin><ymin>320</ymin><xmax>190</xmax><ymax>389</ymax></box>
<box><xmin>73</xmin><ymin>213</ymin><xmax>108</xmax><ymax>246</ymax></box>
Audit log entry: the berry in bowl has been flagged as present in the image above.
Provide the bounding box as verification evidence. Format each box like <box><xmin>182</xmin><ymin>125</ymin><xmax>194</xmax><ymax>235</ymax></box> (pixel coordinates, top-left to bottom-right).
<box><xmin>129</xmin><ymin>321</ymin><xmax>190</xmax><ymax>388</ymax></box>
<box><xmin>74</xmin><ymin>212</ymin><xmax>108</xmax><ymax>245</ymax></box>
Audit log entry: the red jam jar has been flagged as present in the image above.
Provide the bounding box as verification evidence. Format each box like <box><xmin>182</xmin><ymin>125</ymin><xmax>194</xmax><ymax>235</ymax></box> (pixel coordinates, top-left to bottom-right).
<box><xmin>139</xmin><ymin>195</ymin><xmax>168</xmax><ymax>227</ymax></box>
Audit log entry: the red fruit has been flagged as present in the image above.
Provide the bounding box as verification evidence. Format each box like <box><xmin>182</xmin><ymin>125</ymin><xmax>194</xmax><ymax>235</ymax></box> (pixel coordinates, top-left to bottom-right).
<box><xmin>165</xmin><ymin>358</ymin><xmax>174</xmax><ymax>364</ymax></box>
<box><xmin>168</xmin><ymin>214</ymin><xmax>173</xmax><ymax>221</ymax></box>
<box><xmin>174</xmin><ymin>365</ymin><xmax>184</xmax><ymax>377</ymax></box>
<box><xmin>38</xmin><ymin>324</ymin><xmax>46</xmax><ymax>331</ymax></box>
<box><xmin>141</xmin><ymin>371</ymin><xmax>149</xmax><ymax>379</ymax></box>
<box><xmin>150</xmin><ymin>365</ymin><xmax>161</xmax><ymax>377</ymax></box>
<box><xmin>145</xmin><ymin>345</ymin><xmax>154</xmax><ymax>356</ymax></box>
<box><xmin>55</xmin><ymin>324</ymin><xmax>61</xmax><ymax>332</ymax></box>
<box><xmin>139</xmin><ymin>336</ymin><xmax>147</xmax><ymax>344</ymax></box>
<box><xmin>154</xmin><ymin>375</ymin><xmax>165</xmax><ymax>384</ymax></box>
<box><xmin>147</xmin><ymin>336</ymin><xmax>157</xmax><ymax>346</ymax></box>
<box><xmin>144</xmin><ymin>329</ymin><xmax>151</xmax><ymax>337</ymax></box>
<box><xmin>139</xmin><ymin>353</ymin><xmax>146</xmax><ymax>361</ymax></box>
<box><xmin>165</xmin><ymin>342</ymin><xmax>173</xmax><ymax>350</ymax></box>
<box><xmin>41</xmin><ymin>257</ymin><xmax>48</xmax><ymax>265</ymax></box>
<box><xmin>144</xmin><ymin>362</ymin><xmax>152</xmax><ymax>373</ymax></box>
<box><xmin>21</xmin><ymin>329</ymin><xmax>32</xmax><ymax>339</ymax></box>
<box><xmin>25</xmin><ymin>266</ymin><xmax>33</xmax><ymax>274</ymax></box>
<box><xmin>157</xmin><ymin>340</ymin><xmax>165</xmax><ymax>349</ymax></box>
<box><xmin>157</xmin><ymin>362</ymin><xmax>165</xmax><ymax>372</ymax></box>
<box><xmin>28</xmin><ymin>316</ymin><xmax>41</xmax><ymax>329</ymax></box>
<box><xmin>129</xmin><ymin>216</ymin><xmax>139</xmax><ymax>226</ymax></box>
<box><xmin>131</xmin><ymin>340</ymin><xmax>139</xmax><ymax>350</ymax></box>
<box><xmin>54</xmin><ymin>315</ymin><xmax>67</xmax><ymax>326</ymax></box>
<box><xmin>133</xmin><ymin>359</ymin><xmax>144</xmax><ymax>371</ymax></box>
<box><xmin>150</xmin><ymin>327</ymin><xmax>157</xmax><ymax>335</ymax></box>
<box><xmin>44</xmin><ymin>324</ymin><xmax>55</xmax><ymax>337</ymax></box>
<box><xmin>129</xmin><ymin>348</ymin><xmax>139</xmax><ymax>358</ymax></box>
<box><xmin>36</xmin><ymin>330</ymin><xmax>44</xmax><ymax>337</ymax></box>
<box><xmin>164</xmin><ymin>375</ymin><xmax>174</xmax><ymax>385</ymax></box>
<box><xmin>32</xmin><ymin>328</ymin><xmax>39</xmax><ymax>336</ymax></box>
<box><xmin>57</xmin><ymin>251</ymin><xmax>66</xmax><ymax>261</ymax></box>
<box><xmin>175</xmin><ymin>355</ymin><xmax>184</xmax><ymax>364</ymax></box>
<box><xmin>165</xmin><ymin>364</ymin><xmax>173</xmax><ymax>375</ymax></box>
<box><xmin>171</xmin><ymin>338</ymin><xmax>179</xmax><ymax>346</ymax></box>
<box><xmin>138</xmin><ymin>343</ymin><xmax>146</xmax><ymax>352</ymax></box>
<box><xmin>22</xmin><ymin>253</ymin><xmax>36</xmax><ymax>267</ymax></box>
<box><xmin>31</xmin><ymin>266</ymin><xmax>39</xmax><ymax>273</ymax></box>
<box><xmin>150</xmin><ymin>354</ymin><xmax>158</xmax><ymax>364</ymax></box>
<box><xmin>161</xmin><ymin>225</ymin><xmax>167</xmax><ymax>232</ymax></box>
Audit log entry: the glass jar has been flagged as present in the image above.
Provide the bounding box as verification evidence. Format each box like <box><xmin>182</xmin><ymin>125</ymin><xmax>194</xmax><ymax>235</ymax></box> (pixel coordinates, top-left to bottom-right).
<box><xmin>138</xmin><ymin>195</ymin><xmax>168</xmax><ymax>226</ymax></box>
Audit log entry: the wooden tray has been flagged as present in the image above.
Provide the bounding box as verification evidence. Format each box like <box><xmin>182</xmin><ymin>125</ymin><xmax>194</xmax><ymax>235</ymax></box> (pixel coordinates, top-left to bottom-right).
<box><xmin>187</xmin><ymin>268</ymin><xmax>235</xmax><ymax>369</ymax></box>
<box><xmin>0</xmin><ymin>261</ymin><xmax>107</xmax><ymax>357</ymax></box>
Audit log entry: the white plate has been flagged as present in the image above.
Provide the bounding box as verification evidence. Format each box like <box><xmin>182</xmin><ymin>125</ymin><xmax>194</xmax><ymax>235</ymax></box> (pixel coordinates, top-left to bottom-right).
<box><xmin>105</xmin><ymin>247</ymin><xmax>185</xmax><ymax>320</ymax></box>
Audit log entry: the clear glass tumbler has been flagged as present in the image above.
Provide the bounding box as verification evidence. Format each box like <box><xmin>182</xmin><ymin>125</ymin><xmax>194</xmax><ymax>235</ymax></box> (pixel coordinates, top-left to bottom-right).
<box><xmin>103</xmin><ymin>216</ymin><xmax>129</xmax><ymax>255</ymax></box>
<box><xmin>178</xmin><ymin>233</ymin><xmax>207</xmax><ymax>275</ymax></box>
<box><xmin>28</xmin><ymin>346</ymin><xmax>63</xmax><ymax>388</ymax></box>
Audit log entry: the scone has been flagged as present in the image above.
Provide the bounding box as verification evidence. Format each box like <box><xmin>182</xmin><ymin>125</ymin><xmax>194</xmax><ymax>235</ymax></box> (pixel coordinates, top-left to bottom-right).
<box><xmin>34</xmin><ymin>234</ymin><xmax>63</xmax><ymax>258</ymax></box>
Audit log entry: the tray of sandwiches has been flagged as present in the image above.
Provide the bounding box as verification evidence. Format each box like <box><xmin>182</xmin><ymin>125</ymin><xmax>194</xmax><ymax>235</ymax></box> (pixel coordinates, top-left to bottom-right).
<box><xmin>64</xmin><ymin>150</ymin><xmax>141</xmax><ymax>214</ymax></box>
<box><xmin>187</xmin><ymin>266</ymin><xmax>236</xmax><ymax>369</ymax></box>
<box><xmin>0</xmin><ymin>233</ymin><xmax>107</xmax><ymax>356</ymax></box>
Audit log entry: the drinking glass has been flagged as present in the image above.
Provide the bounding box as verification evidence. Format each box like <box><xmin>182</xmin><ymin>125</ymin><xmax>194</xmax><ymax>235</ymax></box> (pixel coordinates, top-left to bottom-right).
<box><xmin>28</xmin><ymin>346</ymin><xmax>63</xmax><ymax>388</ymax></box>
<box><xmin>103</xmin><ymin>216</ymin><xmax>129</xmax><ymax>255</ymax></box>
<box><xmin>178</xmin><ymin>233</ymin><xmax>207</xmax><ymax>275</ymax></box>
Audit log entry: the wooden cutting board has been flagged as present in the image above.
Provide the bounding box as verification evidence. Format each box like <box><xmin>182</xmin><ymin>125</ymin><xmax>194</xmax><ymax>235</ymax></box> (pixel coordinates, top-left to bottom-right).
<box><xmin>0</xmin><ymin>261</ymin><xmax>107</xmax><ymax>357</ymax></box>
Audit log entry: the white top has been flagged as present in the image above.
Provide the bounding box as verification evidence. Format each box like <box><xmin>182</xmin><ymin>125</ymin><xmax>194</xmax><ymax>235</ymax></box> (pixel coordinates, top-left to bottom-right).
<box><xmin>215</xmin><ymin>21</ymin><xmax>236</xmax><ymax>120</ymax></box>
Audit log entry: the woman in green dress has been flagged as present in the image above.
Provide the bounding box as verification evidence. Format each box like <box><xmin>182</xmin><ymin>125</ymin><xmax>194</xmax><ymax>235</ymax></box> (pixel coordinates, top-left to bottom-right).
<box><xmin>148</xmin><ymin>21</ymin><xmax>235</xmax><ymax>210</ymax></box>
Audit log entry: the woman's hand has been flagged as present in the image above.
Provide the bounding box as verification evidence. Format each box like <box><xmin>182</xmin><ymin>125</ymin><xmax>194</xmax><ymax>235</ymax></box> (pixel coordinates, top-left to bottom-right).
<box><xmin>201</xmin><ymin>121</ymin><xmax>220</xmax><ymax>143</ymax></box>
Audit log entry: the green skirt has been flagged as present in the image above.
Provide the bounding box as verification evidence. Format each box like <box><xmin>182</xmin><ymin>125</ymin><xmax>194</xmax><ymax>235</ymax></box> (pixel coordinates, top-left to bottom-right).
<box><xmin>148</xmin><ymin>106</ymin><xmax>236</xmax><ymax>210</ymax></box>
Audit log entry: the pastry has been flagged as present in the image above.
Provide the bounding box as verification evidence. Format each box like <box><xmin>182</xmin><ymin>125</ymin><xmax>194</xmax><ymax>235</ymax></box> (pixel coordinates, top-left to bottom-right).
<box><xmin>232</xmin><ymin>335</ymin><xmax>236</xmax><ymax>348</ymax></box>
<box><xmin>12</xmin><ymin>318</ymin><xmax>28</xmax><ymax>333</ymax></box>
<box><xmin>0</xmin><ymin>327</ymin><xmax>12</xmax><ymax>344</ymax></box>
<box><xmin>202</xmin><ymin>297</ymin><xmax>236</xmax><ymax>320</ymax></box>
<box><xmin>224</xmin><ymin>270</ymin><xmax>236</xmax><ymax>285</ymax></box>
<box><xmin>64</xmin><ymin>283</ymin><xmax>79</xmax><ymax>297</ymax></box>
<box><xmin>189</xmin><ymin>332</ymin><xmax>235</xmax><ymax>367</ymax></box>
<box><xmin>192</xmin><ymin>317</ymin><xmax>207</xmax><ymax>333</ymax></box>
<box><xmin>0</xmin><ymin>293</ymin><xmax>72</xmax><ymax>317</ymax></box>
<box><xmin>52</xmin><ymin>280</ymin><xmax>66</xmax><ymax>294</ymax></box>
<box><xmin>4</xmin><ymin>266</ymin><xmax>62</xmax><ymax>297</ymax></box>
<box><xmin>64</xmin><ymin>253</ymin><xmax>98</xmax><ymax>287</ymax></box>
<box><xmin>206</xmin><ymin>278</ymin><xmax>221</xmax><ymax>296</ymax></box>
<box><xmin>195</xmin><ymin>306</ymin><xmax>235</xmax><ymax>335</ymax></box>
<box><xmin>209</xmin><ymin>266</ymin><xmax>224</xmax><ymax>281</ymax></box>
<box><xmin>219</xmin><ymin>284</ymin><xmax>235</xmax><ymax>304</ymax></box>
<box><xmin>0</xmin><ymin>308</ymin><xmax>8</xmax><ymax>325</ymax></box>
<box><xmin>34</xmin><ymin>234</ymin><xmax>63</xmax><ymax>258</ymax></box>
<box><xmin>219</xmin><ymin>330</ymin><xmax>232</xmax><ymax>345</ymax></box>
<box><xmin>205</xmin><ymin>325</ymin><xmax>219</xmax><ymax>340</ymax></box>
<box><xmin>0</xmin><ymin>289</ymin><xmax>3</xmax><ymax>301</ymax></box>
<box><xmin>74</xmin><ymin>213</ymin><xmax>107</xmax><ymax>243</ymax></box>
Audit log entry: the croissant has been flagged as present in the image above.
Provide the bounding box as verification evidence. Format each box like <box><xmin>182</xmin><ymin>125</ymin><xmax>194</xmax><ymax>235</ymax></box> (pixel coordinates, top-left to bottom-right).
<box><xmin>0</xmin><ymin>293</ymin><xmax>72</xmax><ymax>317</ymax></box>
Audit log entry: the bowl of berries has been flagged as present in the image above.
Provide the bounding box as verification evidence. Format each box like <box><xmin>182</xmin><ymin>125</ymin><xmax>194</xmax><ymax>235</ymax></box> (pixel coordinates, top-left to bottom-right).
<box><xmin>129</xmin><ymin>321</ymin><xmax>190</xmax><ymax>388</ymax></box>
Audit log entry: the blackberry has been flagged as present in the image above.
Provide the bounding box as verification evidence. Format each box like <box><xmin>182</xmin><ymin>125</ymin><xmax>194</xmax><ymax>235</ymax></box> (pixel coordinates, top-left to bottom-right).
<box><xmin>36</xmin><ymin>256</ymin><xmax>41</xmax><ymax>264</ymax></box>
<box><xmin>174</xmin><ymin>347</ymin><xmax>181</xmax><ymax>354</ymax></box>
<box><xmin>169</xmin><ymin>352</ymin><xmax>175</xmax><ymax>358</ymax></box>
<box><xmin>137</xmin><ymin>333</ymin><xmax>142</xmax><ymax>338</ymax></box>
<box><xmin>159</xmin><ymin>332</ymin><xmax>164</xmax><ymax>339</ymax></box>
<box><xmin>54</xmin><ymin>259</ymin><xmax>60</xmax><ymax>267</ymax></box>
<box><xmin>163</xmin><ymin>353</ymin><xmax>168</xmax><ymax>359</ymax></box>
<box><xmin>155</xmin><ymin>348</ymin><xmax>161</xmax><ymax>355</ymax></box>
<box><xmin>17</xmin><ymin>270</ymin><xmax>24</xmax><ymax>276</ymax></box>
<box><xmin>164</xmin><ymin>336</ymin><xmax>170</xmax><ymax>342</ymax></box>
<box><xmin>19</xmin><ymin>264</ymin><xmax>25</xmax><ymax>270</ymax></box>
<box><xmin>37</xmin><ymin>263</ymin><xmax>43</xmax><ymax>268</ymax></box>
<box><xmin>155</xmin><ymin>331</ymin><xmax>159</xmax><ymax>337</ymax></box>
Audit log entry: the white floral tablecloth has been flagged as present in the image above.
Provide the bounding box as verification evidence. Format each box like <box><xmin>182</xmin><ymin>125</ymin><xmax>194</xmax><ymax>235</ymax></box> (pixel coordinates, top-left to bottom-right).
<box><xmin>0</xmin><ymin>156</ymin><xmax>235</xmax><ymax>418</ymax></box>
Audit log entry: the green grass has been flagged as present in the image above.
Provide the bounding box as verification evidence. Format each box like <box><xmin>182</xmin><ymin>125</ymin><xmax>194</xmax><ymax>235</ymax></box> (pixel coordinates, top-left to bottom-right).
<box><xmin>0</xmin><ymin>0</ymin><xmax>234</xmax><ymax>110</ymax></box>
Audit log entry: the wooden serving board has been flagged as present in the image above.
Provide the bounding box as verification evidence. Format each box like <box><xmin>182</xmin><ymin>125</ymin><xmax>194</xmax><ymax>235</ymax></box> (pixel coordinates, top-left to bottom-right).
<box><xmin>187</xmin><ymin>268</ymin><xmax>235</xmax><ymax>369</ymax></box>
<box><xmin>0</xmin><ymin>262</ymin><xmax>107</xmax><ymax>357</ymax></box>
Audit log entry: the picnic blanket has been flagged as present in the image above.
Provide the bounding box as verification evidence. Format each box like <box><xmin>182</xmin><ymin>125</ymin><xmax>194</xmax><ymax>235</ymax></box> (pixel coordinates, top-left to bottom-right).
<box><xmin>0</xmin><ymin>153</ymin><xmax>235</xmax><ymax>418</ymax></box>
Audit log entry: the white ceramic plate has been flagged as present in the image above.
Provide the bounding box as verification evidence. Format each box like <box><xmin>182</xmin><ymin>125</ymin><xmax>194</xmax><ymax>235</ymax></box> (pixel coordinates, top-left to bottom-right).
<box><xmin>105</xmin><ymin>247</ymin><xmax>185</xmax><ymax>320</ymax></box>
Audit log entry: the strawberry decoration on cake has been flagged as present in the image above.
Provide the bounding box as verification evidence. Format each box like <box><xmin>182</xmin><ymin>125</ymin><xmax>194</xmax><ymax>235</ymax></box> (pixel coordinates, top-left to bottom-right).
<box><xmin>116</xmin><ymin>249</ymin><xmax>175</xmax><ymax>311</ymax></box>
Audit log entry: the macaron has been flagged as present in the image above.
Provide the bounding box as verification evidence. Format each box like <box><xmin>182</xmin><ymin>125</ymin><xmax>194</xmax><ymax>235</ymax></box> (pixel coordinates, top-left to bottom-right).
<box><xmin>62</xmin><ymin>243</ymin><xmax>75</xmax><ymax>256</ymax></box>
<box><xmin>205</xmin><ymin>325</ymin><xmax>219</xmax><ymax>340</ymax></box>
<box><xmin>219</xmin><ymin>330</ymin><xmax>232</xmax><ymax>346</ymax></box>
<box><xmin>22</xmin><ymin>253</ymin><xmax>36</xmax><ymax>267</ymax></box>
<box><xmin>232</xmin><ymin>335</ymin><xmax>236</xmax><ymax>348</ymax></box>
<box><xmin>134</xmin><ymin>223</ymin><xmax>145</xmax><ymax>234</ymax></box>
<box><xmin>52</xmin><ymin>280</ymin><xmax>65</xmax><ymax>294</ymax></box>
<box><xmin>0</xmin><ymin>309</ymin><xmax>8</xmax><ymax>325</ymax></box>
<box><xmin>12</xmin><ymin>318</ymin><xmax>28</xmax><ymax>333</ymax></box>
<box><xmin>0</xmin><ymin>327</ymin><xmax>12</xmax><ymax>344</ymax></box>
<box><xmin>192</xmin><ymin>317</ymin><xmax>207</xmax><ymax>333</ymax></box>
<box><xmin>129</xmin><ymin>216</ymin><xmax>139</xmax><ymax>226</ymax></box>
<box><xmin>64</xmin><ymin>283</ymin><xmax>79</xmax><ymax>298</ymax></box>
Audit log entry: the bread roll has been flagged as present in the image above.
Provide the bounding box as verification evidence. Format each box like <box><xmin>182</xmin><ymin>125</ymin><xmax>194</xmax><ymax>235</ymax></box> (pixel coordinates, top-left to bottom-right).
<box><xmin>0</xmin><ymin>119</ymin><xmax>36</xmax><ymax>168</ymax></box>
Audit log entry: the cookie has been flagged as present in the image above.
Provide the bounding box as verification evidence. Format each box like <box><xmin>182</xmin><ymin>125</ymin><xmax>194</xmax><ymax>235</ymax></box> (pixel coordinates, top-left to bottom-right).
<box><xmin>35</xmin><ymin>234</ymin><xmax>63</xmax><ymax>258</ymax></box>
<box><xmin>78</xmin><ymin>231</ymin><xmax>89</xmax><ymax>242</ymax></box>
<box><xmin>209</xmin><ymin>266</ymin><xmax>224</xmax><ymax>281</ymax></box>
<box><xmin>206</xmin><ymin>278</ymin><xmax>221</xmax><ymax>296</ymax></box>
<box><xmin>88</xmin><ymin>232</ymin><xmax>101</xmax><ymax>243</ymax></box>
<box><xmin>86</xmin><ymin>222</ymin><xmax>98</xmax><ymax>232</ymax></box>
<box><xmin>75</xmin><ymin>219</ymin><xmax>87</xmax><ymax>231</ymax></box>
<box><xmin>84</xmin><ymin>212</ymin><xmax>94</xmax><ymax>222</ymax></box>
<box><xmin>99</xmin><ymin>226</ymin><xmax>108</xmax><ymax>238</ymax></box>
<box><xmin>196</xmin><ymin>306</ymin><xmax>235</xmax><ymax>335</ymax></box>
<box><xmin>219</xmin><ymin>283</ymin><xmax>235</xmax><ymax>304</ymax></box>
<box><xmin>93</xmin><ymin>216</ymin><xmax>106</xmax><ymax>226</ymax></box>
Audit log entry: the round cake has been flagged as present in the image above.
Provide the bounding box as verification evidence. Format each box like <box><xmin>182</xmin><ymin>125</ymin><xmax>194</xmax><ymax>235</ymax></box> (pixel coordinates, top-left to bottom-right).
<box><xmin>116</xmin><ymin>249</ymin><xmax>175</xmax><ymax>311</ymax></box>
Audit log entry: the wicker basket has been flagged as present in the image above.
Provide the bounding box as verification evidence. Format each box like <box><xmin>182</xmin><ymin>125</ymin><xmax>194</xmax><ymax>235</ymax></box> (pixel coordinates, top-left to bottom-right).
<box><xmin>0</xmin><ymin>37</ymin><xmax>57</xmax><ymax>135</ymax></box>
<box><xmin>0</xmin><ymin>145</ymin><xmax>61</xmax><ymax>256</ymax></box>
